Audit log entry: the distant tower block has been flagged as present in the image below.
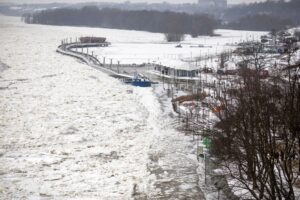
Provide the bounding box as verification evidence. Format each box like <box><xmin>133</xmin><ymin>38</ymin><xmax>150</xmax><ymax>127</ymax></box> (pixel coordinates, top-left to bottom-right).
<box><xmin>198</xmin><ymin>0</ymin><xmax>214</xmax><ymax>7</ymax></box>
<box><xmin>215</xmin><ymin>0</ymin><xmax>227</xmax><ymax>8</ymax></box>
<box><xmin>198</xmin><ymin>0</ymin><xmax>227</xmax><ymax>9</ymax></box>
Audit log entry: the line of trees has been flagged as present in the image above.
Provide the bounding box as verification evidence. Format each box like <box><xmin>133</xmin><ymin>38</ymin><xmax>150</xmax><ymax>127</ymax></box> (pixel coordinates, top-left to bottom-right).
<box><xmin>23</xmin><ymin>6</ymin><xmax>219</xmax><ymax>41</ymax></box>
<box><xmin>224</xmin><ymin>0</ymin><xmax>300</xmax><ymax>23</ymax></box>
<box><xmin>223</xmin><ymin>0</ymin><xmax>300</xmax><ymax>31</ymax></box>
<box><xmin>225</xmin><ymin>14</ymin><xmax>293</xmax><ymax>31</ymax></box>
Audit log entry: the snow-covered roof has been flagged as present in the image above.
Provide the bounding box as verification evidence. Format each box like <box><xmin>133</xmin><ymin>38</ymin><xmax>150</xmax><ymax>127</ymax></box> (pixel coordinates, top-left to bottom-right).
<box><xmin>224</xmin><ymin>61</ymin><xmax>237</xmax><ymax>70</ymax></box>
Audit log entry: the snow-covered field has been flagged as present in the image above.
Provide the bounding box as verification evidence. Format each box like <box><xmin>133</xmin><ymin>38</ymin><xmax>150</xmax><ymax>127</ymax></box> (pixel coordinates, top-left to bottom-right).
<box><xmin>0</xmin><ymin>15</ymin><xmax>267</xmax><ymax>199</ymax></box>
<box><xmin>89</xmin><ymin>29</ymin><xmax>265</xmax><ymax>70</ymax></box>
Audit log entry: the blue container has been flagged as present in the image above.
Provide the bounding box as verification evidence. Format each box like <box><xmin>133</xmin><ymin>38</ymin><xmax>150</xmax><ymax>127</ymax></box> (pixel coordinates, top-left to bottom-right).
<box><xmin>131</xmin><ymin>79</ymin><xmax>151</xmax><ymax>87</ymax></box>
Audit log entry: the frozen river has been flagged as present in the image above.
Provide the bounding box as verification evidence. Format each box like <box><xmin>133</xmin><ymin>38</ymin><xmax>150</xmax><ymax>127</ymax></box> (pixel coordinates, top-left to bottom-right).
<box><xmin>0</xmin><ymin>15</ymin><xmax>267</xmax><ymax>199</ymax></box>
<box><xmin>0</xmin><ymin>16</ymin><xmax>207</xmax><ymax>199</ymax></box>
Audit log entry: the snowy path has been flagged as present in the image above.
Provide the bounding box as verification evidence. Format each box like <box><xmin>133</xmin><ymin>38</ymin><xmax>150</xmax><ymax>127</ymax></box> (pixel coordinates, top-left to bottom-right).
<box><xmin>135</xmin><ymin>87</ymin><xmax>205</xmax><ymax>199</ymax></box>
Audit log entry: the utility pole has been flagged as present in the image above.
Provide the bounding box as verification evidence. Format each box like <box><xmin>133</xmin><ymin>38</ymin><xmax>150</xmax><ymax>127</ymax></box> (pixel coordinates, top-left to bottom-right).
<box><xmin>204</xmin><ymin>152</ymin><xmax>207</xmax><ymax>184</ymax></box>
<box><xmin>163</xmin><ymin>69</ymin><xmax>165</xmax><ymax>90</ymax></box>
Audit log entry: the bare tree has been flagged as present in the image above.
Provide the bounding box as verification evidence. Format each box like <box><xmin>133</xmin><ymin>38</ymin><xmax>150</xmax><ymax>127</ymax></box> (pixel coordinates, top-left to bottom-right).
<box><xmin>164</xmin><ymin>33</ymin><xmax>185</xmax><ymax>42</ymax></box>
<box><xmin>211</xmin><ymin>44</ymin><xmax>300</xmax><ymax>199</ymax></box>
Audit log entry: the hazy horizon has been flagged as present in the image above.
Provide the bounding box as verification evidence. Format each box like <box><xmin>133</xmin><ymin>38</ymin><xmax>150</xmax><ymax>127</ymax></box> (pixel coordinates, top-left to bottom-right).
<box><xmin>0</xmin><ymin>0</ymin><xmax>266</xmax><ymax>5</ymax></box>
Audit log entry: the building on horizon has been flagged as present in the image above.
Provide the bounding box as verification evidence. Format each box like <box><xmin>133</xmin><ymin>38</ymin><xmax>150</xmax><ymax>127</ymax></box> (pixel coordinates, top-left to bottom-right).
<box><xmin>198</xmin><ymin>0</ymin><xmax>227</xmax><ymax>9</ymax></box>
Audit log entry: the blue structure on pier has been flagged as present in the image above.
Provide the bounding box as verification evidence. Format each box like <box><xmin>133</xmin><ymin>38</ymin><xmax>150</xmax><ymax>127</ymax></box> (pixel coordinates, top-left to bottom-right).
<box><xmin>131</xmin><ymin>73</ymin><xmax>151</xmax><ymax>87</ymax></box>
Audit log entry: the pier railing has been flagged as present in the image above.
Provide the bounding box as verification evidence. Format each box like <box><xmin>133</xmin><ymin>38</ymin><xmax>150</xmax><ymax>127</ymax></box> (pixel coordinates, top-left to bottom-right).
<box><xmin>56</xmin><ymin>42</ymin><xmax>133</xmax><ymax>79</ymax></box>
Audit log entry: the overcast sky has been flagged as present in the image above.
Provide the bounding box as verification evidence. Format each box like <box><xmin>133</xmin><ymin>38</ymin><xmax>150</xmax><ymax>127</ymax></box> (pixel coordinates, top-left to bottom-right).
<box><xmin>0</xmin><ymin>0</ymin><xmax>266</xmax><ymax>5</ymax></box>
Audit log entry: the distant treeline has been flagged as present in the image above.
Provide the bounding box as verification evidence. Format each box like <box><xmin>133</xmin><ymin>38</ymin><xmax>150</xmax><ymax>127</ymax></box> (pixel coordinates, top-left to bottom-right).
<box><xmin>224</xmin><ymin>0</ymin><xmax>299</xmax><ymax>31</ymax></box>
<box><xmin>23</xmin><ymin>6</ymin><xmax>218</xmax><ymax>37</ymax></box>
<box><xmin>225</xmin><ymin>14</ymin><xmax>293</xmax><ymax>31</ymax></box>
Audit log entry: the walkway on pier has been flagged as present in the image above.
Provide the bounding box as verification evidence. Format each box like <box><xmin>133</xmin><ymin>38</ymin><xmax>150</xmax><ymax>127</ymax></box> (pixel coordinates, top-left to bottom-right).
<box><xmin>56</xmin><ymin>42</ymin><xmax>133</xmax><ymax>79</ymax></box>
